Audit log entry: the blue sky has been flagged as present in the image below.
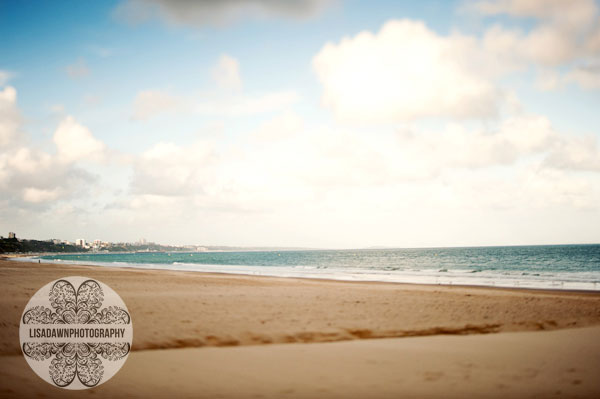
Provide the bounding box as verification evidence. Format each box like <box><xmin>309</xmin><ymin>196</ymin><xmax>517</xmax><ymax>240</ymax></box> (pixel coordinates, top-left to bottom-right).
<box><xmin>1</xmin><ymin>0</ymin><xmax>599</xmax><ymax>247</ymax></box>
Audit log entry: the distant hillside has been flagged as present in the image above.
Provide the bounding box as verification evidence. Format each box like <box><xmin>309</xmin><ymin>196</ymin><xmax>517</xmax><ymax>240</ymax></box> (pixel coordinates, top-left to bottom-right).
<box><xmin>0</xmin><ymin>238</ymin><xmax>85</xmax><ymax>254</ymax></box>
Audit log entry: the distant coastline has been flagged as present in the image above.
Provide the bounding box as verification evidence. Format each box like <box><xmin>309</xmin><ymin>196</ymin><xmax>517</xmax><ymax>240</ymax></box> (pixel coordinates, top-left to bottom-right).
<box><xmin>0</xmin><ymin>235</ymin><xmax>315</xmax><ymax>255</ymax></box>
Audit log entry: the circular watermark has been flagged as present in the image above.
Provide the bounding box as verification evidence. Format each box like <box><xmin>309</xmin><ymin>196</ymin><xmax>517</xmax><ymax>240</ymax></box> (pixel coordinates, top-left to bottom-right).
<box><xmin>19</xmin><ymin>276</ymin><xmax>133</xmax><ymax>389</ymax></box>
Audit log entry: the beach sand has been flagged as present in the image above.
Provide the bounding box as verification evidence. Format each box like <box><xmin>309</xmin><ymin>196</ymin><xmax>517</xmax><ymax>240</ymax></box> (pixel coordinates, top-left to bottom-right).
<box><xmin>1</xmin><ymin>258</ymin><xmax>599</xmax><ymax>398</ymax></box>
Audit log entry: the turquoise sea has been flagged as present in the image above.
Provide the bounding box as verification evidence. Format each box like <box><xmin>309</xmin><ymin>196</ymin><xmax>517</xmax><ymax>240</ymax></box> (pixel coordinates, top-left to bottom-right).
<box><xmin>33</xmin><ymin>244</ymin><xmax>600</xmax><ymax>290</ymax></box>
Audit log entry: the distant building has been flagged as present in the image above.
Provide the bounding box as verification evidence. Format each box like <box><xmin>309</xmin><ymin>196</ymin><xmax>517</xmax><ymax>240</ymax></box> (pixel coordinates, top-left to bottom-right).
<box><xmin>75</xmin><ymin>239</ymin><xmax>86</xmax><ymax>247</ymax></box>
<box><xmin>8</xmin><ymin>232</ymin><xmax>16</xmax><ymax>239</ymax></box>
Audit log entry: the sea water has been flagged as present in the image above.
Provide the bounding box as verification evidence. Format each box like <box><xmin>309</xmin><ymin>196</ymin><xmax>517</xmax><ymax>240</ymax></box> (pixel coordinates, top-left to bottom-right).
<box><xmin>33</xmin><ymin>244</ymin><xmax>600</xmax><ymax>290</ymax></box>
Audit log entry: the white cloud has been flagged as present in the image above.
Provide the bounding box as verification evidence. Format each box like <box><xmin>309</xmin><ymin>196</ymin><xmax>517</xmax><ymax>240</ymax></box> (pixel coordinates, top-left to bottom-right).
<box><xmin>0</xmin><ymin>70</ymin><xmax>14</xmax><ymax>86</ymax></box>
<box><xmin>132</xmin><ymin>53</ymin><xmax>297</xmax><ymax>120</ymax></box>
<box><xmin>132</xmin><ymin>90</ymin><xmax>183</xmax><ymax>120</ymax></box>
<box><xmin>53</xmin><ymin>116</ymin><xmax>106</xmax><ymax>163</ymax></box>
<box><xmin>251</xmin><ymin>110</ymin><xmax>304</xmax><ymax>141</ymax></box>
<box><xmin>115</xmin><ymin>0</ymin><xmax>332</xmax><ymax>27</ymax></box>
<box><xmin>565</xmin><ymin>64</ymin><xmax>600</xmax><ymax>89</ymax></box>
<box><xmin>530</xmin><ymin>169</ymin><xmax>599</xmax><ymax>209</ymax></box>
<box><xmin>0</xmin><ymin>108</ymin><xmax>106</xmax><ymax>207</ymax></box>
<box><xmin>533</xmin><ymin>64</ymin><xmax>600</xmax><ymax>91</ymax></box>
<box><xmin>535</xmin><ymin>69</ymin><xmax>561</xmax><ymax>91</ymax></box>
<box><xmin>471</xmin><ymin>0</ymin><xmax>598</xmax><ymax>28</ymax></box>
<box><xmin>544</xmin><ymin>134</ymin><xmax>600</xmax><ymax>171</ymax></box>
<box><xmin>65</xmin><ymin>58</ymin><xmax>90</xmax><ymax>78</ymax></box>
<box><xmin>123</xmin><ymin>109</ymin><xmax>594</xmax><ymax>211</ymax></box>
<box><xmin>312</xmin><ymin>19</ymin><xmax>502</xmax><ymax>123</ymax></box>
<box><xmin>287</xmin><ymin>115</ymin><xmax>557</xmax><ymax>186</ymax></box>
<box><xmin>196</xmin><ymin>90</ymin><xmax>299</xmax><ymax>116</ymax></box>
<box><xmin>312</xmin><ymin>10</ymin><xmax>600</xmax><ymax>123</ymax></box>
<box><xmin>130</xmin><ymin>140</ymin><xmax>216</xmax><ymax>196</ymax></box>
<box><xmin>481</xmin><ymin>23</ymin><xmax>582</xmax><ymax>69</ymax></box>
<box><xmin>22</xmin><ymin>187</ymin><xmax>61</xmax><ymax>203</ymax></box>
<box><xmin>471</xmin><ymin>0</ymin><xmax>600</xmax><ymax>89</ymax></box>
<box><xmin>0</xmin><ymin>86</ymin><xmax>20</xmax><ymax>148</ymax></box>
<box><xmin>521</xmin><ymin>25</ymin><xmax>576</xmax><ymax>66</ymax></box>
<box><xmin>587</xmin><ymin>25</ymin><xmax>600</xmax><ymax>53</ymax></box>
<box><xmin>0</xmin><ymin>145</ymin><xmax>95</xmax><ymax>207</ymax></box>
<box><xmin>50</xmin><ymin>104</ymin><xmax>66</xmax><ymax>114</ymax></box>
<box><xmin>212</xmin><ymin>54</ymin><xmax>242</xmax><ymax>91</ymax></box>
<box><xmin>132</xmin><ymin>88</ymin><xmax>299</xmax><ymax>120</ymax></box>
<box><xmin>18</xmin><ymin>104</ymin><xmax>593</xmax><ymax>246</ymax></box>
<box><xmin>6</xmin><ymin>147</ymin><xmax>54</xmax><ymax>175</ymax></box>
<box><xmin>219</xmin><ymin>112</ymin><xmax>600</xmax><ymax>200</ymax></box>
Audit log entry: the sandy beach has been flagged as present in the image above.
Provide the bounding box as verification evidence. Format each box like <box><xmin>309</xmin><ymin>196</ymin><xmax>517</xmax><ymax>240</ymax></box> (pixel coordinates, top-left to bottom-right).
<box><xmin>1</xmin><ymin>258</ymin><xmax>600</xmax><ymax>398</ymax></box>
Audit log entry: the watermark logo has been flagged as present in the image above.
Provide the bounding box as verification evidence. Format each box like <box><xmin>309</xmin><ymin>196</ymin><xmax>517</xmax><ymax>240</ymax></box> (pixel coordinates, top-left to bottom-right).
<box><xmin>19</xmin><ymin>276</ymin><xmax>132</xmax><ymax>389</ymax></box>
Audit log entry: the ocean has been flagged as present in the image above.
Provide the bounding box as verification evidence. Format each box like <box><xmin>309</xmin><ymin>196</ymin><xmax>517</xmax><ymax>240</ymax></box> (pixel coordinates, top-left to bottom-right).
<box><xmin>30</xmin><ymin>244</ymin><xmax>600</xmax><ymax>291</ymax></box>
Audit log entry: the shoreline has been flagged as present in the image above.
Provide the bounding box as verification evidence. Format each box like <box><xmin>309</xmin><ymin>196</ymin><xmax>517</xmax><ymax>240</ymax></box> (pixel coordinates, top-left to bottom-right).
<box><xmin>5</xmin><ymin>257</ymin><xmax>600</xmax><ymax>299</ymax></box>
<box><xmin>5</xmin><ymin>257</ymin><xmax>600</xmax><ymax>296</ymax></box>
<box><xmin>7</xmin><ymin>255</ymin><xmax>600</xmax><ymax>293</ymax></box>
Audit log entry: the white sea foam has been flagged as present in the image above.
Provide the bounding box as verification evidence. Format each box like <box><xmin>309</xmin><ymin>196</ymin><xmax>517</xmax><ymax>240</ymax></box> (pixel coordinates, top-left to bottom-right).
<box><xmin>14</xmin><ymin>256</ymin><xmax>600</xmax><ymax>291</ymax></box>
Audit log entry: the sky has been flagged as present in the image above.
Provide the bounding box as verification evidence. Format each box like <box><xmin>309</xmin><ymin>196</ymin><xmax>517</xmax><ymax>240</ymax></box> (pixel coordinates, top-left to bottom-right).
<box><xmin>1</xmin><ymin>0</ymin><xmax>599</xmax><ymax>248</ymax></box>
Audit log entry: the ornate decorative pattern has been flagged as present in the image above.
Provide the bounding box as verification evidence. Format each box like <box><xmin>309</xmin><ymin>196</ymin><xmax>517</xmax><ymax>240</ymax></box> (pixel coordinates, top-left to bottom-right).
<box><xmin>22</xmin><ymin>279</ymin><xmax>131</xmax><ymax>388</ymax></box>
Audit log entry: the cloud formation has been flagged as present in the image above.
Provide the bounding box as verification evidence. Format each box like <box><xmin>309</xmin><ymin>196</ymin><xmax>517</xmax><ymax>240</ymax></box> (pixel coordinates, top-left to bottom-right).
<box><xmin>0</xmin><ymin>87</ymin><xmax>105</xmax><ymax>209</ymax></box>
<box><xmin>212</xmin><ymin>54</ymin><xmax>242</xmax><ymax>91</ymax></box>
<box><xmin>471</xmin><ymin>0</ymin><xmax>598</xmax><ymax>28</ymax></box>
<box><xmin>195</xmin><ymin>90</ymin><xmax>299</xmax><ymax>116</ymax></box>
<box><xmin>313</xmin><ymin>20</ymin><xmax>501</xmax><ymax>123</ymax></box>
<box><xmin>115</xmin><ymin>0</ymin><xmax>331</xmax><ymax>26</ymax></box>
<box><xmin>132</xmin><ymin>55</ymin><xmax>298</xmax><ymax>120</ymax></box>
<box><xmin>473</xmin><ymin>0</ymin><xmax>600</xmax><ymax>89</ymax></box>
<box><xmin>120</xmin><ymin>107</ymin><xmax>600</xmax><ymax>216</ymax></box>
<box><xmin>0</xmin><ymin>70</ymin><xmax>13</xmax><ymax>86</ymax></box>
<box><xmin>132</xmin><ymin>90</ymin><xmax>183</xmax><ymax>120</ymax></box>
<box><xmin>314</xmin><ymin>4</ymin><xmax>600</xmax><ymax>124</ymax></box>
<box><xmin>130</xmin><ymin>140</ymin><xmax>216</xmax><ymax>196</ymax></box>
<box><xmin>53</xmin><ymin>116</ymin><xmax>106</xmax><ymax>163</ymax></box>
<box><xmin>565</xmin><ymin>64</ymin><xmax>600</xmax><ymax>89</ymax></box>
<box><xmin>132</xmin><ymin>88</ymin><xmax>298</xmax><ymax>120</ymax></box>
<box><xmin>1</xmin><ymin>144</ymin><xmax>95</xmax><ymax>207</ymax></box>
<box><xmin>0</xmin><ymin>86</ymin><xmax>20</xmax><ymax>148</ymax></box>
